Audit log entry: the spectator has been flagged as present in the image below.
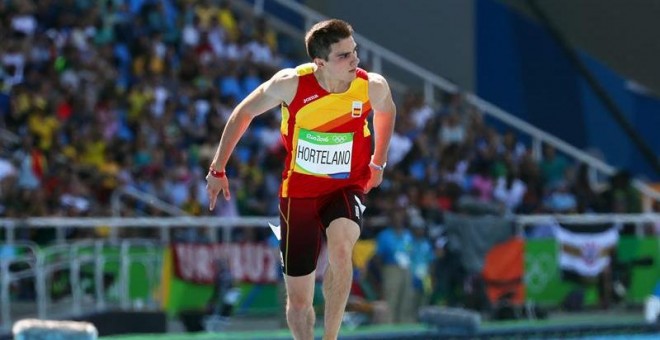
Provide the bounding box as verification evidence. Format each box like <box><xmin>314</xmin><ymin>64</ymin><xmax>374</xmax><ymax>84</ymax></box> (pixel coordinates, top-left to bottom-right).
<box><xmin>373</xmin><ymin>207</ymin><xmax>415</xmax><ymax>324</ymax></box>
<box><xmin>493</xmin><ymin>169</ymin><xmax>527</xmax><ymax>214</ymax></box>
<box><xmin>600</xmin><ymin>170</ymin><xmax>642</xmax><ymax>234</ymax></box>
<box><xmin>571</xmin><ymin>163</ymin><xmax>602</xmax><ymax>212</ymax></box>
<box><xmin>539</xmin><ymin>144</ymin><xmax>569</xmax><ymax>187</ymax></box>
<box><xmin>409</xmin><ymin>217</ymin><xmax>435</xmax><ymax>316</ymax></box>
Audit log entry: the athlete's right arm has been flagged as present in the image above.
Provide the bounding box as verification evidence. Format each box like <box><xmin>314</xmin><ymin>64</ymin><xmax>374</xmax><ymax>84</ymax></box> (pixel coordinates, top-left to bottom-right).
<box><xmin>207</xmin><ymin>69</ymin><xmax>297</xmax><ymax>210</ymax></box>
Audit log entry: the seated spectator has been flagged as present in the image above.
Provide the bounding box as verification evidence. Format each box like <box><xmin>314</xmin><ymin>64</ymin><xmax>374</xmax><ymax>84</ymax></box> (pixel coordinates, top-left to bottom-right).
<box><xmin>539</xmin><ymin>144</ymin><xmax>569</xmax><ymax>188</ymax></box>
<box><xmin>493</xmin><ymin>170</ymin><xmax>527</xmax><ymax>214</ymax></box>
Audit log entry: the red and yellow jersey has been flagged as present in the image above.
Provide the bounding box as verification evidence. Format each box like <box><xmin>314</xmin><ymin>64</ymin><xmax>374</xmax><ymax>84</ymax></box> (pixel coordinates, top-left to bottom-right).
<box><xmin>279</xmin><ymin>63</ymin><xmax>373</xmax><ymax>198</ymax></box>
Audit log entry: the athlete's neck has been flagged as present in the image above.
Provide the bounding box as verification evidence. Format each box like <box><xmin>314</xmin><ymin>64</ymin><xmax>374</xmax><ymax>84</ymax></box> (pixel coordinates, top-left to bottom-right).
<box><xmin>314</xmin><ymin>69</ymin><xmax>351</xmax><ymax>93</ymax></box>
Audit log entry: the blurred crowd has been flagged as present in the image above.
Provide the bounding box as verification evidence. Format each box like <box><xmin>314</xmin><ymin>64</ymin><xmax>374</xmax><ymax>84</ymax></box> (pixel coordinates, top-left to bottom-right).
<box><xmin>0</xmin><ymin>0</ymin><xmax>293</xmax><ymax>229</ymax></box>
<box><xmin>0</xmin><ymin>0</ymin><xmax>653</xmax><ymax>238</ymax></box>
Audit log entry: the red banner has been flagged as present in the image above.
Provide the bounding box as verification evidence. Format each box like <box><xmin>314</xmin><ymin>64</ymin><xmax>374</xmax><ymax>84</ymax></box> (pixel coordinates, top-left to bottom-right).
<box><xmin>171</xmin><ymin>242</ymin><xmax>330</xmax><ymax>285</ymax></box>
<box><xmin>171</xmin><ymin>243</ymin><xmax>281</xmax><ymax>284</ymax></box>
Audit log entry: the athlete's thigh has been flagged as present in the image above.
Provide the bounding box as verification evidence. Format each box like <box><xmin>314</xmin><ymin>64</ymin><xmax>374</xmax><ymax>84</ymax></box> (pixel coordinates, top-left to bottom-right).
<box><xmin>319</xmin><ymin>187</ymin><xmax>366</xmax><ymax>230</ymax></box>
<box><xmin>279</xmin><ymin>196</ymin><xmax>324</xmax><ymax>277</ymax></box>
<box><xmin>320</xmin><ymin>188</ymin><xmax>364</xmax><ymax>266</ymax></box>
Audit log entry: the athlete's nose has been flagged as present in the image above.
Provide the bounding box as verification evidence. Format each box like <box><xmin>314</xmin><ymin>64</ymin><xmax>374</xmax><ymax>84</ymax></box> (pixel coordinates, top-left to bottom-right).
<box><xmin>352</xmin><ymin>53</ymin><xmax>360</xmax><ymax>68</ymax></box>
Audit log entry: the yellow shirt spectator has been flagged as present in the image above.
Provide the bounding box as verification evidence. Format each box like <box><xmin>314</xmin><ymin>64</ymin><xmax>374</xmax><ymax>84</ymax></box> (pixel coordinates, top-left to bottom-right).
<box><xmin>195</xmin><ymin>4</ymin><xmax>219</xmax><ymax>29</ymax></box>
<box><xmin>218</xmin><ymin>7</ymin><xmax>239</xmax><ymax>41</ymax></box>
<box><xmin>80</xmin><ymin>139</ymin><xmax>107</xmax><ymax>170</ymax></box>
<box><xmin>28</xmin><ymin>110</ymin><xmax>60</xmax><ymax>151</ymax></box>
<box><xmin>128</xmin><ymin>87</ymin><xmax>152</xmax><ymax>122</ymax></box>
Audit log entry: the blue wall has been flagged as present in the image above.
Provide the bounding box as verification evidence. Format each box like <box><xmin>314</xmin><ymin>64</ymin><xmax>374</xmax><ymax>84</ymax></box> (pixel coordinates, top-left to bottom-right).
<box><xmin>476</xmin><ymin>0</ymin><xmax>659</xmax><ymax>180</ymax></box>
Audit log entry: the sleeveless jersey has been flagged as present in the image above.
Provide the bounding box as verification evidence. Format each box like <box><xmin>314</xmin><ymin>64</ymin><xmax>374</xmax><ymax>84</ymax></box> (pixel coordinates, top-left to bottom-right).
<box><xmin>279</xmin><ymin>63</ymin><xmax>372</xmax><ymax>198</ymax></box>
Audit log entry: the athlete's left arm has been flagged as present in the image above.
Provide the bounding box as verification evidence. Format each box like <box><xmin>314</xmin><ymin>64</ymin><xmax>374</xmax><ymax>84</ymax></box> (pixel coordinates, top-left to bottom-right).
<box><xmin>364</xmin><ymin>72</ymin><xmax>396</xmax><ymax>193</ymax></box>
<box><xmin>368</xmin><ymin>72</ymin><xmax>396</xmax><ymax>167</ymax></box>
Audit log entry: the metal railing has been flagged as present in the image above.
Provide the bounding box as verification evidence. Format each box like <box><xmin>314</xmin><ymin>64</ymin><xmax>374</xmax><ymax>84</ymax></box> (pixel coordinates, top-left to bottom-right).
<box><xmin>0</xmin><ymin>241</ymin><xmax>38</xmax><ymax>334</ymax></box>
<box><xmin>515</xmin><ymin>212</ymin><xmax>660</xmax><ymax>237</ymax></box>
<box><xmin>0</xmin><ymin>216</ymin><xmax>277</xmax><ymax>244</ymax></box>
<box><xmin>1</xmin><ymin>213</ymin><xmax>659</xmax><ymax>244</ymax></box>
<box><xmin>0</xmin><ymin>239</ymin><xmax>161</xmax><ymax>334</ymax></box>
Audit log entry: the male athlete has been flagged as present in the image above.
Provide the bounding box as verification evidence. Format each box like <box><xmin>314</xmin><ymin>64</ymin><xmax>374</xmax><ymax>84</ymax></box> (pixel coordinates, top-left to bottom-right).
<box><xmin>206</xmin><ymin>19</ymin><xmax>396</xmax><ymax>340</ymax></box>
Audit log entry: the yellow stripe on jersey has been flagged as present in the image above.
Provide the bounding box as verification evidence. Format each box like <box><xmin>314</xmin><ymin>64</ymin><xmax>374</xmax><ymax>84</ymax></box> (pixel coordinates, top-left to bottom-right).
<box><xmin>296</xmin><ymin>63</ymin><xmax>316</xmax><ymax>76</ymax></box>
<box><xmin>281</xmin><ymin>105</ymin><xmax>290</xmax><ymax>136</ymax></box>
<box><xmin>363</xmin><ymin>119</ymin><xmax>371</xmax><ymax>137</ymax></box>
<box><xmin>295</xmin><ymin>79</ymin><xmax>369</xmax><ymax>131</ymax></box>
<box><xmin>282</xmin><ymin>126</ymin><xmax>300</xmax><ymax>197</ymax></box>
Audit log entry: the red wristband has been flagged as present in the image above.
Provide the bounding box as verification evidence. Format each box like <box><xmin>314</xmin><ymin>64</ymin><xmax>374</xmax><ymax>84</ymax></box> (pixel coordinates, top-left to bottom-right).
<box><xmin>208</xmin><ymin>168</ymin><xmax>225</xmax><ymax>178</ymax></box>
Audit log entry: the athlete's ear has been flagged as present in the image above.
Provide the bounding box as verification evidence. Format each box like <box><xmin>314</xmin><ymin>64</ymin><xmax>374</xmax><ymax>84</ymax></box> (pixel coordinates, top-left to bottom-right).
<box><xmin>313</xmin><ymin>57</ymin><xmax>325</xmax><ymax>67</ymax></box>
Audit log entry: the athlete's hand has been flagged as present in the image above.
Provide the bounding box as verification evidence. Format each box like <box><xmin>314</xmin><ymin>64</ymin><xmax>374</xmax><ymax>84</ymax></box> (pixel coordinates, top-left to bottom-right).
<box><xmin>364</xmin><ymin>167</ymin><xmax>384</xmax><ymax>194</ymax></box>
<box><xmin>206</xmin><ymin>174</ymin><xmax>230</xmax><ymax>211</ymax></box>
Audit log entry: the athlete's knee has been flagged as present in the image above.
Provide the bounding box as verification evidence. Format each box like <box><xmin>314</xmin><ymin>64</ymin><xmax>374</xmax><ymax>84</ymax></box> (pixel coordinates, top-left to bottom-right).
<box><xmin>287</xmin><ymin>293</ymin><xmax>313</xmax><ymax>312</ymax></box>
<box><xmin>329</xmin><ymin>242</ymin><xmax>354</xmax><ymax>268</ymax></box>
<box><xmin>287</xmin><ymin>298</ymin><xmax>312</xmax><ymax>312</ymax></box>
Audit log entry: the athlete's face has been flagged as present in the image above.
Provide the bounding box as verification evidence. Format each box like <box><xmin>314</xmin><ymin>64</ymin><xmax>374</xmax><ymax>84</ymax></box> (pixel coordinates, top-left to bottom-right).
<box><xmin>323</xmin><ymin>36</ymin><xmax>360</xmax><ymax>82</ymax></box>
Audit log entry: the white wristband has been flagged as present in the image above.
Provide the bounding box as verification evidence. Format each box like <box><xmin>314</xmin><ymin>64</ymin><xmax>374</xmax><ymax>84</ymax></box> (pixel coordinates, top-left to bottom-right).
<box><xmin>369</xmin><ymin>158</ymin><xmax>387</xmax><ymax>171</ymax></box>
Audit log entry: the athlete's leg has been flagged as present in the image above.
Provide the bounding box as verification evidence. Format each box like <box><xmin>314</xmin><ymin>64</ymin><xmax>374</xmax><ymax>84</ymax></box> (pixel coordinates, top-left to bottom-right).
<box><xmin>322</xmin><ymin>217</ymin><xmax>360</xmax><ymax>340</ymax></box>
<box><xmin>279</xmin><ymin>196</ymin><xmax>323</xmax><ymax>340</ymax></box>
<box><xmin>284</xmin><ymin>272</ymin><xmax>316</xmax><ymax>340</ymax></box>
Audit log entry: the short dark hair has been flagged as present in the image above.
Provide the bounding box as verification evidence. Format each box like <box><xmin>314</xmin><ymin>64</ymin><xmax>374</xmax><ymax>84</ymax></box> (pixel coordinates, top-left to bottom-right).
<box><xmin>305</xmin><ymin>19</ymin><xmax>353</xmax><ymax>60</ymax></box>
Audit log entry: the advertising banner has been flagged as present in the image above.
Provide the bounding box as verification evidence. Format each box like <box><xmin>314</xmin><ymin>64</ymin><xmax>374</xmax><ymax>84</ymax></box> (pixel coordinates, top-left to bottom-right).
<box><xmin>525</xmin><ymin>237</ymin><xmax>660</xmax><ymax>305</ymax></box>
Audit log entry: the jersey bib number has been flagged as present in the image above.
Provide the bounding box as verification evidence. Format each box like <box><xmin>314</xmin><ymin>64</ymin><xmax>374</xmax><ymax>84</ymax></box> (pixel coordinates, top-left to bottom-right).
<box><xmin>294</xmin><ymin>129</ymin><xmax>353</xmax><ymax>179</ymax></box>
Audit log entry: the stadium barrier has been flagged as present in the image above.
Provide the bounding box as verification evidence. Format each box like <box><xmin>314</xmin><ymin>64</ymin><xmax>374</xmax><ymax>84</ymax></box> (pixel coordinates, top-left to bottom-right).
<box><xmin>1</xmin><ymin>213</ymin><xmax>658</xmax><ymax>335</ymax></box>
<box><xmin>1</xmin><ymin>213</ymin><xmax>659</xmax><ymax>243</ymax></box>
<box><xmin>0</xmin><ymin>239</ymin><xmax>161</xmax><ymax>334</ymax></box>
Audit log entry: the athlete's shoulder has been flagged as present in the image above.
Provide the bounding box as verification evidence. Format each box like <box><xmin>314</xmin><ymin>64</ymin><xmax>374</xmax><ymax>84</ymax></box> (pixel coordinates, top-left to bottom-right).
<box><xmin>271</xmin><ymin>67</ymin><xmax>299</xmax><ymax>84</ymax></box>
<box><xmin>366</xmin><ymin>72</ymin><xmax>390</xmax><ymax>92</ymax></box>
<box><xmin>366</xmin><ymin>72</ymin><xmax>394</xmax><ymax>107</ymax></box>
<box><xmin>366</xmin><ymin>71</ymin><xmax>387</xmax><ymax>85</ymax></box>
<box><xmin>269</xmin><ymin>64</ymin><xmax>315</xmax><ymax>87</ymax></box>
<box><xmin>265</xmin><ymin>68</ymin><xmax>299</xmax><ymax>103</ymax></box>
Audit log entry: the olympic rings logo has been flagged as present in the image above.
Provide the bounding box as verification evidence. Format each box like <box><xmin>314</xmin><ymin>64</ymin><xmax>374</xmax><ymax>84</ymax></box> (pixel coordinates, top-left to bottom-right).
<box><xmin>524</xmin><ymin>252</ymin><xmax>555</xmax><ymax>294</ymax></box>
<box><xmin>332</xmin><ymin>135</ymin><xmax>348</xmax><ymax>143</ymax></box>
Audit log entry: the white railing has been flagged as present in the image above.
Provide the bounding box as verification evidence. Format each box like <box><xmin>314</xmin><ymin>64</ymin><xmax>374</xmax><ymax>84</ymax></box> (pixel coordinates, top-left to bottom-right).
<box><xmin>0</xmin><ymin>216</ymin><xmax>277</xmax><ymax>244</ymax></box>
<box><xmin>0</xmin><ymin>241</ymin><xmax>38</xmax><ymax>334</ymax></box>
<box><xmin>0</xmin><ymin>239</ymin><xmax>161</xmax><ymax>334</ymax></box>
<box><xmin>241</xmin><ymin>0</ymin><xmax>660</xmax><ymax>205</ymax></box>
<box><xmin>1</xmin><ymin>214</ymin><xmax>659</xmax><ymax>244</ymax></box>
<box><xmin>515</xmin><ymin>213</ymin><xmax>660</xmax><ymax>237</ymax></box>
